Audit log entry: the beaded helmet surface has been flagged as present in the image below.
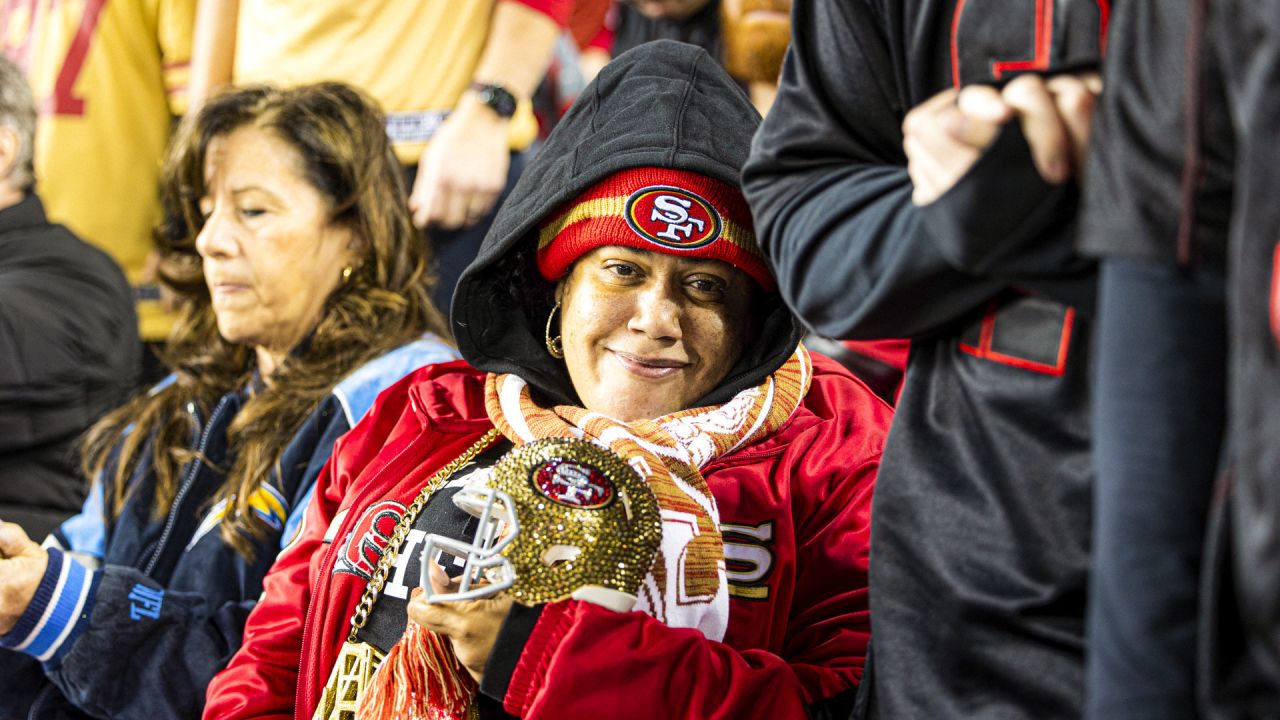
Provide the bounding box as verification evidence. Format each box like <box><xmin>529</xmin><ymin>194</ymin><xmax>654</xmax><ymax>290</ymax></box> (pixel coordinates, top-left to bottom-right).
<box><xmin>421</xmin><ymin>438</ymin><xmax>663</xmax><ymax>607</ymax></box>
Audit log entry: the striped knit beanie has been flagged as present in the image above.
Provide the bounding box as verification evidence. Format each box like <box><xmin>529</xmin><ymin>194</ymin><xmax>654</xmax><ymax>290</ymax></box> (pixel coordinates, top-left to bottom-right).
<box><xmin>536</xmin><ymin>167</ymin><xmax>775</xmax><ymax>291</ymax></box>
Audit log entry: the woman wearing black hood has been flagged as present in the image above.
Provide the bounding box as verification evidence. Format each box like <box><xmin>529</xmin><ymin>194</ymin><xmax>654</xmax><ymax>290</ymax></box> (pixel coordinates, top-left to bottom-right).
<box><xmin>206</xmin><ymin>41</ymin><xmax>890</xmax><ymax>720</ymax></box>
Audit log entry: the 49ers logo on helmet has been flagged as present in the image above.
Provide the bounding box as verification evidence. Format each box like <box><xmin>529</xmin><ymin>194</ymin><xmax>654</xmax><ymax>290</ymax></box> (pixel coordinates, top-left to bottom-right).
<box><xmin>625</xmin><ymin>186</ymin><xmax>722</xmax><ymax>250</ymax></box>
<box><xmin>334</xmin><ymin>499</ymin><xmax>406</xmax><ymax>580</ymax></box>
<box><xmin>532</xmin><ymin>459</ymin><xmax>614</xmax><ymax>509</ymax></box>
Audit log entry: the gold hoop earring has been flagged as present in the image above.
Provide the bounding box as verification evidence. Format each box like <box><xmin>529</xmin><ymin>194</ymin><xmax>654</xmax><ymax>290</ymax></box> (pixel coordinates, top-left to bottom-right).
<box><xmin>340</xmin><ymin>265</ymin><xmax>354</xmax><ymax>285</ymax></box>
<box><xmin>545</xmin><ymin>300</ymin><xmax>564</xmax><ymax>359</ymax></box>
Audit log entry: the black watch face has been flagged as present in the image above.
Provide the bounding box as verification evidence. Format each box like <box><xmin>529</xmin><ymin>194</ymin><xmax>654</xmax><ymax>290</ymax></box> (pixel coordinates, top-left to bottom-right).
<box><xmin>480</xmin><ymin>86</ymin><xmax>517</xmax><ymax>118</ymax></box>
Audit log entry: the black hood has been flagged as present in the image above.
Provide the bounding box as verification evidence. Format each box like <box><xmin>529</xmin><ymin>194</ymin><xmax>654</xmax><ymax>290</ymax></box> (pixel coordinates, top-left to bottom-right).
<box><xmin>452</xmin><ymin>40</ymin><xmax>803</xmax><ymax>406</ymax></box>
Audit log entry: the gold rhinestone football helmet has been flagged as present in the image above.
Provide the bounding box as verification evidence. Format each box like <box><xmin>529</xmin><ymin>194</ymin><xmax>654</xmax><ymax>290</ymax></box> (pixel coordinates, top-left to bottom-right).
<box><xmin>421</xmin><ymin>438</ymin><xmax>662</xmax><ymax>609</ymax></box>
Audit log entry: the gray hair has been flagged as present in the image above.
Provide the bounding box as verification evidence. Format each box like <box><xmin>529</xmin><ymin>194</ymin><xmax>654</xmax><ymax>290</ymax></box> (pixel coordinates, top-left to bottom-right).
<box><xmin>0</xmin><ymin>55</ymin><xmax>35</xmax><ymax>191</ymax></box>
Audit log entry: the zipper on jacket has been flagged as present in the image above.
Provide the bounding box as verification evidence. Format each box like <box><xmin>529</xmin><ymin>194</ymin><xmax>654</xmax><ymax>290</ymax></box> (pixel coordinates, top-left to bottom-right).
<box><xmin>299</xmin><ymin>429</ymin><xmax>433</xmax><ymax>717</ymax></box>
<box><xmin>143</xmin><ymin>395</ymin><xmax>232</xmax><ymax>576</ymax></box>
<box><xmin>299</xmin><ymin>420</ymin><xmax>490</xmax><ymax>717</ymax></box>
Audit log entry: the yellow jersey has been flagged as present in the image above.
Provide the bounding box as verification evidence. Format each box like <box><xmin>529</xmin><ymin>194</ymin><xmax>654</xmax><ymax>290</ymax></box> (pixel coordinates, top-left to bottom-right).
<box><xmin>233</xmin><ymin>0</ymin><xmax>539</xmax><ymax>164</ymax></box>
<box><xmin>2</xmin><ymin>0</ymin><xmax>194</xmax><ymax>341</ymax></box>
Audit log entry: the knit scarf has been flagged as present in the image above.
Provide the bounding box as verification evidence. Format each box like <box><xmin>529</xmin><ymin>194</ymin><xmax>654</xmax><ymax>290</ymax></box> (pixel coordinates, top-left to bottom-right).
<box><xmin>486</xmin><ymin>344</ymin><xmax>812</xmax><ymax>639</ymax></box>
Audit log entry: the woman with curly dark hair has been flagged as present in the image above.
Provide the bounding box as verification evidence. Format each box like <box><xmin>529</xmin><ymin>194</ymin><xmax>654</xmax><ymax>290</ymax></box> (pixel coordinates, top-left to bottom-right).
<box><xmin>0</xmin><ymin>83</ymin><xmax>458</xmax><ymax>720</ymax></box>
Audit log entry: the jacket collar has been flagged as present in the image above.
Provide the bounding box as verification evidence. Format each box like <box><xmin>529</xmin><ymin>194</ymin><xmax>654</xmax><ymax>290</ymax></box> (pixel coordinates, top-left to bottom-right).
<box><xmin>406</xmin><ymin>360</ymin><xmax>495</xmax><ymax>434</ymax></box>
<box><xmin>0</xmin><ymin>193</ymin><xmax>49</xmax><ymax>235</ymax></box>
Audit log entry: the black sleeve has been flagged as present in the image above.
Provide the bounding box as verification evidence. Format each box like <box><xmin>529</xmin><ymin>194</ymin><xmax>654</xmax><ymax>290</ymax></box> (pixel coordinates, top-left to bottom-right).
<box><xmin>0</xmin><ymin>651</ymin><xmax>53</xmax><ymax>719</ymax></box>
<box><xmin>806</xmin><ymin>687</ymin><xmax>858</xmax><ymax>720</ymax></box>
<box><xmin>742</xmin><ymin>0</ymin><xmax>1090</xmax><ymax>341</ymax></box>
<box><xmin>921</xmin><ymin>122</ymin><xmax>1096</xmax><ymax>314</ymax></box>
<box><xmin>0</xmin><ymin>237</ymin><xmax>138</xmax><ymax>452</ymax></box>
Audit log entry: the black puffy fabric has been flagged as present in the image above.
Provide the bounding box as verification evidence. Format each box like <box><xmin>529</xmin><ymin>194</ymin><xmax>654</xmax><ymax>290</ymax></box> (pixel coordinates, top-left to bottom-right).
<box><xmin>0</xmin><ymin>193</ymin><xmax>138</xmax><ymax>539</ymax></box>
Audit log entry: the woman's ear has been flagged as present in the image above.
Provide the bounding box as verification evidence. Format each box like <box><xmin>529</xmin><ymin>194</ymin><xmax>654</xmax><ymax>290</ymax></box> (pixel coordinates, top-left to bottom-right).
<box><xmin>554</xmin><ymin>278</ymin><xmax>566</xmax><ymax>305</ymax></box>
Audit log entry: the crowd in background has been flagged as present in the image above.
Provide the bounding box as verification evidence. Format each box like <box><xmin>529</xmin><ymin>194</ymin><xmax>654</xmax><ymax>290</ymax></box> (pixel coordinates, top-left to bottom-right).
<box><xmin>0</xmin><ymin>1</ymin><xmax>1275</xmax><ymax>719</ymax></box>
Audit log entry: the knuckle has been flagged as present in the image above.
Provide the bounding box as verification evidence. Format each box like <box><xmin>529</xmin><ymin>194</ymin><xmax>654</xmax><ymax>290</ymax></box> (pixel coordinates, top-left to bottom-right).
<box><xmin>903</xmin><ymin>107</ymin><xmax>925</xmax><ymax>135</ymax></box>
<box><xmin>1009</xmin><ymin>73</ymin><xmax>1042</xmax><ymax>91</ymax></box>
<box><xmin>903</xmin><ymin>139</ymin><xmax>920</xmax><ymax>164</ymax></box>
<box><xmin>1004</xmin><ymin>74</ymin><xmax>1045</xmax><ymax>104</ymax></box>
<box><xmin>906</xmin><ymin>99</ymin><xmax>947</xmax><ymax>134</ymax></box>
<box><xmin>957</xmin><ymin>84</ymin><xmax>992</xmax><ymax>105</ymax></box>
<box><xmin>1058</xmin><ymin>85</ymin><xmax>1095</xmax><ymax>117</ymax></box>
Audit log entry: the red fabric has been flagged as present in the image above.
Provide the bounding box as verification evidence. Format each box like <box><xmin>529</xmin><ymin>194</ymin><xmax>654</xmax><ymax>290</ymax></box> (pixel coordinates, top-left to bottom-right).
<box><xmin>838</xmin><ymin>339</ymin><xmax>909</xmax><ymax>406</ymax></box>
<box><xmin>586</xmin><ymin>24</ymin><xmax>613</xmax><ymax>51</ymax></box>
<box><xmin>504</xmin><ymin>0</ymin><xmax>573</xmax><ymax>26</ymax></box>
<box><xmin>567</xmin><ymin>0</ymin><xmax>611</xmax><ymax>48</ymax></box>
<box><xmin>536</xmin><ymin>167</ymin><xmax>775</xmax><ymax>291</ymax></box>
<box><xmin>204</xmin><ymin>356</ymin><xmax>889</xmax><ymax>719</ymax></box>
<box><xmin>841</xmin><ymin>339</ymin><xmax>910</xmax><ymax>372</ymax></box>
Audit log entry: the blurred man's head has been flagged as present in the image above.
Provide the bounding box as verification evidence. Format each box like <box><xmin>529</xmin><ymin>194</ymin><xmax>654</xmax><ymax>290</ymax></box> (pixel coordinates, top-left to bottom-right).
<box><xmin>722</xmin><ymin>0</ymin><xmax>792</xmax><ymax>85</ymax></box>
<box><xmin>626</xmin><ymin>0</ymin><xmax>715</xmax><ymax>22</ymax></box>
<box><xmin>0</xmin><ymin>55</ymin><xmax>36</xmax><ymax>201</ymax></box>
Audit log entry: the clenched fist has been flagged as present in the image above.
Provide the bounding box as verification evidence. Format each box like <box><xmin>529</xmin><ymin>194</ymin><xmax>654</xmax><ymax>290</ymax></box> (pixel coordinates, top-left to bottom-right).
<box><xmin>0</xmin><ymin>521</ymin><xmax>49</xmax><ymax>636</ymax></box>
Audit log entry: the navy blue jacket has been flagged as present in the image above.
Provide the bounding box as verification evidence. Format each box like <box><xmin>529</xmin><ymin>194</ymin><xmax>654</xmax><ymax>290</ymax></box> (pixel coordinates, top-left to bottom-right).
<box><xmin>0</xmin><ymin>336</ymin><xmax>457</xmax><ymax>720</ymax></box>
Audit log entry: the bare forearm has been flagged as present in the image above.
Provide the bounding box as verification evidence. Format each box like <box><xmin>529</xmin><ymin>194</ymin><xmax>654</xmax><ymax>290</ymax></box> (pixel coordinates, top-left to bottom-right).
<box><xmin>471</xmin><ymin>0</ymin><xmax>562</xmax><ymax>100</ymax></box>
<box><xmin>188</xmin><ymin>0</ymin><xmax>239</xmax><ymax>111</ymax></box>
<box><xmin>409</xmin><ymin>0</ymin><xmax>564</xmax><ymax>228</ymax></box>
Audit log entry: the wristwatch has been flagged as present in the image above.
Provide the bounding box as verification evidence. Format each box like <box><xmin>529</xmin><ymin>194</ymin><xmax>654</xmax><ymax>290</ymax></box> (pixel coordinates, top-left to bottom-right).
<box><xmin>469</xmin><ymin>82</ymin><xmax>518</xmax><ymax>119</ymax></box>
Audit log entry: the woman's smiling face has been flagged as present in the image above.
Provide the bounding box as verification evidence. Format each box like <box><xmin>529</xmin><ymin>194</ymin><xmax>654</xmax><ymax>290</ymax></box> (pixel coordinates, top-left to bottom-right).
<box><xmin>557</xmin><ymin>245</ymin><xmax>753</xmax><ymax>421</ymax></box>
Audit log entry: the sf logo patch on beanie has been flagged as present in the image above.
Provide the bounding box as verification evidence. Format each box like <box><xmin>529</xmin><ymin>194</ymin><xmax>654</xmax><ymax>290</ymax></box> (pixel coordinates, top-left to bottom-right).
<box><xmin>626</xmin><ymin>186</ymin><xmax>722</xmax><ymax>249</ymax></box>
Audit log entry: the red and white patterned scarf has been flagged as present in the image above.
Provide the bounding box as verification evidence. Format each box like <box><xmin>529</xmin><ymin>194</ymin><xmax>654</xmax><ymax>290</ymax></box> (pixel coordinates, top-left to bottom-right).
<box><xmin>485</xmin><ymin>345</ymin><xmax>812</xmax><ymax>639</ymax></box>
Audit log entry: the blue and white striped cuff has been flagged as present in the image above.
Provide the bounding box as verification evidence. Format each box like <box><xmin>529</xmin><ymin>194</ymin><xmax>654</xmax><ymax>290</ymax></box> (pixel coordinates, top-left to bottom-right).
<box><xmin>0</xmin><ymin>547</ymin><xmax>99</xmax><ymax>666</ymax></box>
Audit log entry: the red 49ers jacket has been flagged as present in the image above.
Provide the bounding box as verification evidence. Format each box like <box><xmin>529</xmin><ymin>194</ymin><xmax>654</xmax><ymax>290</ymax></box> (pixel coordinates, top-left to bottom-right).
<box><xmin>203</xmin><ymin>354</ymin><xmax>888</xmax><ymax>719</ymax></box>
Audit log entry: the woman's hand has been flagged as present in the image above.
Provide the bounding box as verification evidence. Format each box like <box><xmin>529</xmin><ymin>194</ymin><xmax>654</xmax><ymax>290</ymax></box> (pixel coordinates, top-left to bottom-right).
<box><xmin>0</xmin><ymin>521</ymin><xmax>49</xmax><ymax>636</ymax></box>
<box><xmin>407</xmin><ymin>563</ymin><xmax>514</xmax><ymax>684</ymax></box>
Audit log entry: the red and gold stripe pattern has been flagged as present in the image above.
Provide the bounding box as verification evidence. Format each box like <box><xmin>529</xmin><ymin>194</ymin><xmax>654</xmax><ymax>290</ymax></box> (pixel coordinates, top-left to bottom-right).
<box><xmin>535</xmin><ymin>167</ymin><xmax>775</xmax><ymax>291</ymax></box>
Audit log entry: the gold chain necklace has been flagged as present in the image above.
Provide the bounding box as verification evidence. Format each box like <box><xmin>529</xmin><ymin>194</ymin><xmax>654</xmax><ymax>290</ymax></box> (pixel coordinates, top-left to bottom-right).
<box><xmin>314</xmin><ymin>429</ymin><xmax>501</xmax><ymax>720</ymax></box>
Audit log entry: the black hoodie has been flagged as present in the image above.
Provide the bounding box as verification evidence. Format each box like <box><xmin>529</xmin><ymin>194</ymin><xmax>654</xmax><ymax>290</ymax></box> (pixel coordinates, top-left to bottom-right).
<box><xmin>451</xmin><ymin>40</ymin><xmax>803</xmax><ymax>407</ymax></box>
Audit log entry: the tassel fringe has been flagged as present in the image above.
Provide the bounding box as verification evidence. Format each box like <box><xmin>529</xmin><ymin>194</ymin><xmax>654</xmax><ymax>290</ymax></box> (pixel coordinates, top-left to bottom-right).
<box><xmin>355</xmin><ymin>623</ymin><xmax>476</xmax><ymax>720</ymax></box>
